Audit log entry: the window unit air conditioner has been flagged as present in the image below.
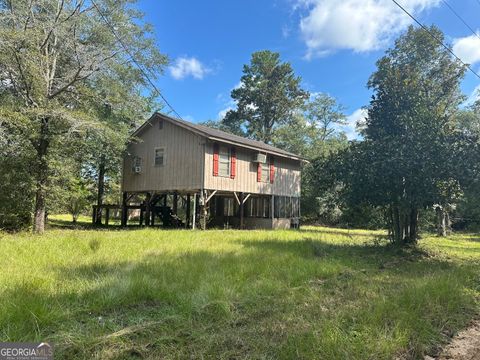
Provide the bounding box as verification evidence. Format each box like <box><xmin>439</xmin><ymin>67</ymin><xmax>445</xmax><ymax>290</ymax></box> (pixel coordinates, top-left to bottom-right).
<box><xmin>253</xmin><ymin>153</ymin><xmax>267</xmax><ymax>163</ymax></box>
<box><xmin>134</xmin><ymin>166</ymin><xmax>142</xmax><ymax>174</ymax></box>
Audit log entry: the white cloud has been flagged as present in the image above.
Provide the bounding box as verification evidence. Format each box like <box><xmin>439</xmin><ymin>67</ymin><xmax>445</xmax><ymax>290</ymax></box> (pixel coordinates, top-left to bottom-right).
<box><xmin>296</xmin><ymin>0</ymin><xmax>439</xmax><ymax>58</ymax></box>
<box><xmin>463</xmin><ymin>84</ymin><xmax>480</xmax><ymax>107</ymax></box>
<box><xmin>343</xmin><ymin>108</ymin><xmax>367</xmax><ymax>140</ymax></box>
<box><xmin>217</xmin><ymin>106</ymin><xmax>234</xmax><ymax>120</ymax></box>
<box><xmin>452</xmin><ymin>33</ymin><xmax>480</xmax><ymax>66</ymax></box>
<box><xmin>169</xmin><ymin>57</ymin><xmax>210</xmax><ymax>80</ymax></box>
<box><xmin>216</xmin><ymin>82</ymin><xmax>244</xmax><ymax>120</ymax></box>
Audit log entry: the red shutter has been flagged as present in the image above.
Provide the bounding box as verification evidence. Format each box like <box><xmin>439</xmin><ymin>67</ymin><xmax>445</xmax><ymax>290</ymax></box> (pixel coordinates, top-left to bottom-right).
<box><xmin>213</xmin><ymin>143</ymin><xmax>219</xmax><ymax>176</ymax></box>
<box><xmin>269</xmin><ymin>157</ymin><xmax>275</xmax><ymax>184</ymax></box>
<box><xmin>230</xmin><ymin>147</ymin><xmax>236</xmax><ymax>179</ymax></box>
<box><xmin>257</xmin><ymin>162</ymin><xmax>262</xmax><ymax>182</ymax></box>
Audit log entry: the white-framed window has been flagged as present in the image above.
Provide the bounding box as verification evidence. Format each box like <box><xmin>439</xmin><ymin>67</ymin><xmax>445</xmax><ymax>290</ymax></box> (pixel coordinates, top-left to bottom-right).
<box><xmin>218</xmin><ymin>147</ymin><xmax>230</xmax><ymax>177</ymax></box>
<box><xmin>154</xmin><ymin>147</ymin><xmax>165</xmax><ymax>167</ymax></box>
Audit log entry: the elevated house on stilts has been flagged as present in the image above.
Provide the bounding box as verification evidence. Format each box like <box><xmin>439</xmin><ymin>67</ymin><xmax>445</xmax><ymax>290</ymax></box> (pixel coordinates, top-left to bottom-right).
<box><xmin>120</xmin><ymin>113</ymin><xmax>304</xmax><ymax>229</ymax></box>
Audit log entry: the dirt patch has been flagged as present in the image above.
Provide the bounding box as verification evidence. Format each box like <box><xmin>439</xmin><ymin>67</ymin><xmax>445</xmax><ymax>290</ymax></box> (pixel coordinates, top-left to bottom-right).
<box><xmin>426</xmin><ymin>321</ymin><xmax>480</xmax><ymax>360</ymax></box>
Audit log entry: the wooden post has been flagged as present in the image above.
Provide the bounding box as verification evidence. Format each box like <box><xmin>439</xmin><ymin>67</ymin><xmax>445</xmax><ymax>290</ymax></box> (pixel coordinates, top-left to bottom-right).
<box><xmin>173</xmin><ymin>192</ymin><xmax>178</xmax><ymax>214</ymax></box>
<box><xmin>163</xmin><ymin>194</ymin><xmax>167</xmax><ymax>207</ymax></box>
<box><xmin>92</xmin><ymin>205</ymin><xmax>97</xmax><ymax>224</ymax></box>
<box><xmin>186</xmin><ymin>194</ymin><xmax>191</xmax><ymax>228</ymax></box>
<box><xmin>239</xmin><ymin>192</ymin><xmax>244</xmax><ymax>229</ymax></box>
<box><xmin>105</xmin><ymin>207</ymin><xmax>110</xmax><ymax>226</ymax></box>
<box><xmin>192</xmin><ymin>193</ymin><xmax>197</xmax><ymax>230</ymax></box>
<box><xmin>145</xmin><ymin>193</ymin><xmax>151</xmax><ymax>226</ymax></box>
<box><xmin>271</xmin><ymin>195</ymin><xmax>275</xmax><ymax>229</ymax></box>
<box><xmin>121</xmin><ymin>192</ymin><xmax>128</xmax><ymax>227</ymax></box>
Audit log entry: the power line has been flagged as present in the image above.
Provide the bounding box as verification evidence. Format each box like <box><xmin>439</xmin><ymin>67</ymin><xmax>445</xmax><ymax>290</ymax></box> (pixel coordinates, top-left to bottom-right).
<box><xmin>390</xmin><ymin>0</ymin><xmax>480</xmax><ymax>80</ymax></box>
<box><xmin>441</xmin><ymin>0</ymin><xmax>480</xmax><ymax>42</ymax></box>
<box><xmin>90</xmin><ymin>0</ymin><xmax>184</xmax><ymax>120</ymax></box>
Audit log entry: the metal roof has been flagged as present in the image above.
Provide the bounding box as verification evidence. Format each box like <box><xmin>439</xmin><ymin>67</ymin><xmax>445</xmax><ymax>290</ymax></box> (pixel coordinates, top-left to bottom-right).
<box><xmin>133</xmin><ymin>112</ymin><xmax>306</xmax><ymax>161</ymax></box>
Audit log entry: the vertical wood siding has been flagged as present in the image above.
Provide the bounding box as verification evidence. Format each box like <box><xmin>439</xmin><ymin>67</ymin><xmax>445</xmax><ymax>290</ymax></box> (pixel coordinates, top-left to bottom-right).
<box><xmin>203</xmin><ymin>141</ymin><xmax>301</xmax><ymax>197</ymax></box>
<box><xmin>122</xmin><ymin>119</ymin><xmax>204</xmax><ymax>192</ymax></box>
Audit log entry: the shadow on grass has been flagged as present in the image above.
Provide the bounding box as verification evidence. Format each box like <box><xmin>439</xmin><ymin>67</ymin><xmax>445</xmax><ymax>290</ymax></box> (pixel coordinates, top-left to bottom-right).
<box><xmin>48</xmin><ymin>218</ymin><xmax>152</xmax><ymax>232</ymax></box>
<box><xmin>298</xmin><ymin>227</ymin><xmax>388</xmax><ymax>239</ymax></box>
<box><xmin>1</xmin><ymin>237</ymin><xmax>477</xmax><ymax>359</ymax></box>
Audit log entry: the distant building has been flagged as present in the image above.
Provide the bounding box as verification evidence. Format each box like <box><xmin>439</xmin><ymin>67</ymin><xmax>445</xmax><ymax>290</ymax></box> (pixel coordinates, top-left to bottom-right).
<box><xmin>121</xmin><ymin>113</ymin><xmax>304</xmax><ymax>229</ymax></box>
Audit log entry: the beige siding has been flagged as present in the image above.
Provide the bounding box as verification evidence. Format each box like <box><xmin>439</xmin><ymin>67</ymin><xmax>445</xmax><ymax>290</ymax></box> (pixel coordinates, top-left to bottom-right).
<box><xmin>122</xmin><ymin>118</ymin><xmax>204</xmax><ymax>192</ymax></box>
<box><xmin>203</xmin><ymin>141</ymin><xmax>301</xmax><ymax>197</ymax></box>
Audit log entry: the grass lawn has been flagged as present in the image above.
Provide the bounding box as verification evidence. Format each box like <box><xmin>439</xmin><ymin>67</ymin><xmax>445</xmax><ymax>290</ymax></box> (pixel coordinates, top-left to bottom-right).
<box><xmin>0</xmin><ymin>223</ymin><xmax>479</xmax><ymax>359</ymax></box>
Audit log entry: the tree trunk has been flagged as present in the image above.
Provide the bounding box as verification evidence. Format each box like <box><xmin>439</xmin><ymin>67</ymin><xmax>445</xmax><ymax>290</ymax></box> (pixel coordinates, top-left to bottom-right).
<box><xmin>95</xmin><ymin>156</ymin><xmax>106</xmax><ymax>225</ymax></box>
<box><xmin>408</xmin><ymin>207</ymin><xmax>418</xmax><ymax>243</ymax></box>
<box><xmin>392</xmin><ymin>205</ymin><xmax>403</xmax><ymax>243</ymax></box>
<box><xmin>436</xmin><ymin>206</ymin><xmax>447</xmax><ymax>237</ymax></box>
<box><xmin>33</xmin><ymin>118</ymin><xmax>50</xmax><ymax>234</ymax></box>
<box><xmin>390</xmin><ymin>204</ymin><xmax>419</xmax><ymax>245</ymax></box>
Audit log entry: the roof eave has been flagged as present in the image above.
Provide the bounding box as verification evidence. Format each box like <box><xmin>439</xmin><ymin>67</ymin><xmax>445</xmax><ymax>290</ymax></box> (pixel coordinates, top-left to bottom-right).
<box><xmin>132</xmin><ymin>112</ymin><xmax>307</xmax><ymax>162</ymax></box>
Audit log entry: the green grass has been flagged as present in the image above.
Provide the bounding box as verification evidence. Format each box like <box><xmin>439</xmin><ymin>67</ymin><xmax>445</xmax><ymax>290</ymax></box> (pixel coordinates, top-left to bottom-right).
<box><xmin>0</xmin><ymin>224</ymin><xmax>479</xmax><ymax>359</ymax></box>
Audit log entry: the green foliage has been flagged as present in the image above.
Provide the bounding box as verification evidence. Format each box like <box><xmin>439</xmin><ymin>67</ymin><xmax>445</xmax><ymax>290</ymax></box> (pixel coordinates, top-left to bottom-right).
<box><xmin>0</xmin><ymin>124</ymin><xmax>34</xmax><ymax>230</ymax></box>
<box><xmin>340</xmin><ymin>26</ymin><xmax>466</xmax><ymax>243</ymax></box>
<box><xmin>222</xmin><ymin>50</ymin><xmax>309</xmax><ymax>143</ymax></box>
<box><xmin>0</xmin><ymin>0</ymin><xmax>167</xmax><ymax>232</ymax></box>
<box><xmin>273</xmin><ymin>94</ymin><xmax>348</xmax><ymax>160</ymax></box>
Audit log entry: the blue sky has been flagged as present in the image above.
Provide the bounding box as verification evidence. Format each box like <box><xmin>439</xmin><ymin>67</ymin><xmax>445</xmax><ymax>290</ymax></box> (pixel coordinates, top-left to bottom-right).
<box><xmin>138</xmin><ymin>0</ymin><xmax>480</xmax><ymax>138</ymax></box>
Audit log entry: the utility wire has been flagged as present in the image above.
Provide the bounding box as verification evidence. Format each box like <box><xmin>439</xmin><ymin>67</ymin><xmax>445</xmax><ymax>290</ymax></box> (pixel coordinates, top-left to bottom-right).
<box><xmin>391</xmin><ymin>0</ymin><xmax>480</xmax><ymax>80</ymax></box>
<box><xmin>441</xmin><ymin>0</ymin><xmax>480</xmax><ymax>42</ymax></box>
<box><xmin>90</xmin><ymin>0</ymin><xmax>184</xmax><ymax>120</ymax></box>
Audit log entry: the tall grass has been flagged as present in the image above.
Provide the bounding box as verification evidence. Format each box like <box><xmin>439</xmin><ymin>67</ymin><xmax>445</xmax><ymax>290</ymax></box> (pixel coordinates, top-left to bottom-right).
<box><xmin>0</xmin><ymin>226</ymin><xmax>478</xmax><ymax>359</ymax></box>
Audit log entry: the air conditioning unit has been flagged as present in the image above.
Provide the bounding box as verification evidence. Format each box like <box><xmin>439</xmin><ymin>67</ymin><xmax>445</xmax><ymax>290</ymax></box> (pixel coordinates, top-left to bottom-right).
<box><xmin>252</xmin><ymin>152</ymin><xmax>267</xmax><ymax>163</ymax></box>
<box><xmin>133</xmin><ymin>166</ymin><xmax>142</xmax><ymax>174</ymax></box>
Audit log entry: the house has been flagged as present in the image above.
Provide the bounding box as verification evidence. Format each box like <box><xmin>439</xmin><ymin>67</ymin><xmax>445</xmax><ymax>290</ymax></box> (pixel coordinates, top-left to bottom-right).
<box><xmin>121</xmin><ymin>112</ymin><xmax>305</xmax><ymax>229</ymax></box>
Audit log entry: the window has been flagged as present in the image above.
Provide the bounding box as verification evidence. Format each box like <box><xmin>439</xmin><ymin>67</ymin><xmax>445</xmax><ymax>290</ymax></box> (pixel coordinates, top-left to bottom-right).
<box><xmin>158</xmin><ymin>120</ymin><xmax>164</xmax><ymax>129</ymax></box>
<box><xmin>218</xmin><ymin>147</ymin><xmax>230</xmax><ymax>177</ymax></box>
<box><xmin>292</xmin><ymin>197</ymin><xmax>300</xmax><ymax>217</ymax></box>
<box><xmin>274</xmin><ymin>196</ymin><xmax>287</xmax><ymax>218</ymax></box>
<box><xmin>224</xmin><ymin>197</ymin><xmax>234</xmax><ymax>216</ymax></box>
<box><xmin>245</xmin><ymin>197</ymin><xmax>270</xmax><ymax>218</ymax></box>
<box><xmin>154</xmin><ymin>148</ymin><xmax>165</xmax><ymax>166</ymax></box>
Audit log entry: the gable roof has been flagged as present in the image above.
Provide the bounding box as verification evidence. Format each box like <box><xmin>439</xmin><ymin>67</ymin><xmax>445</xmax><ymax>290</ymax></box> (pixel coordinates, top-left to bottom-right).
<box><xmin>132</xmin><ymin>112</ymin><xmax>306</xmax><ymax>161</ymax></box>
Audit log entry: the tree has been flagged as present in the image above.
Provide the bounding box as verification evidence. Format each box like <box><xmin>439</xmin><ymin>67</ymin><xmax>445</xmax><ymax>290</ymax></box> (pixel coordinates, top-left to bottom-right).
<box><xmin>348</xmin><ymin>26</ymin><xmax>466</xmax><ymax>244</ymax></box>
<box><xmin>273</xmin><ymin>93</ymin><xmax>348</xmax><ymax>159</ymax></box>
<box><xmin>0</xmin><ymin>0</ymin><xmax>167</xmax><ymax>232</ymax></box>
<box><xmin>223</xmin><ymin>50</ymin><xmax>308</xmax><ymax>143</ymax></box>
<box><xmin>0</xmin><ymin>117</ymin><xmax>35</xmax><ymax>230</ymax></box>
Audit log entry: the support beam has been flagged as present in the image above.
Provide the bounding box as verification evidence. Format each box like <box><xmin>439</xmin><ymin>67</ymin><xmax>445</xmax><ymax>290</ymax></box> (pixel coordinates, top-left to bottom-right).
<box><xmin>242</xmin><ymin>193</ymin><xmax>251</xmax><ymax>204</ymax></box>
<box><xmin>233</xmin><ymin>192</ymin><xmax>240</xmax><ymax>205</ymax></box>
<box><xmin>173</xmin><ymin>192</ymin><xmax>178</xmax><ymax>214</ymax></box>
<box><xmin>121</xmin><ymin>192</ymin><xmax>128</xmax><ymax>227</ymax></box>
<box><xmin>239</xmin><ymin>192</ymin><xmax>244</xmax><ymax>229</ymax></box>
<box><xmin>145</xmin><ymin>193</ymin><xmax>151</xmax><ymax>226</ymax></box>
<box><xmin>271</xmin><ymin>195</ymin><xmax>275</xmax><ymax>228</ymax></box>
<box><xmin>186</xmin><ymin>194</ymin><xmax>191</xmax><ymax>228</ymax></box>
<box><xmin>192</xmin><ymin>193</ymin><xmax>197</xmax><ymax>229</ymax></box>
<box><xmin>205</xmin><ymin>190</ymin><xmax>217</xmax><ymax>204</ymax></box>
